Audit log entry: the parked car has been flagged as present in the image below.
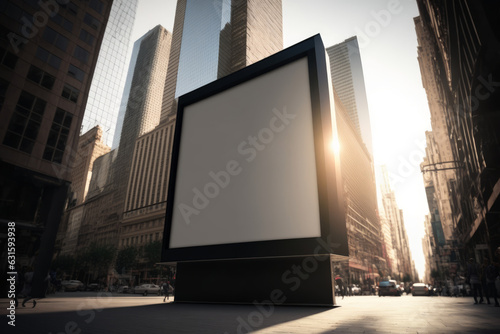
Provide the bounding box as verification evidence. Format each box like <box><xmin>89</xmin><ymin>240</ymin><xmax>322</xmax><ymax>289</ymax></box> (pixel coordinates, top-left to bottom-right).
<box><xmin>133</xmin><ymin>284</ymin><xmax>161</xmax><ymax>296</ymax></box>
<box><xmin>412</xmin><ymin>283</ymin><xmax>429</xmax><ymax>296</ymax></box>
<box><xmin>351</xmin><ymin>284</ymin><xmax>361</xmax><ymax>295</ymax></box>
<box><xmin>117</xmin><ymin>285</ymin><xmax>130</xmax><ymax>293</ymax></box>
<box><xmin>378</xmin><ymin>280</ymin><xmax>401</xmax><ymax>297</ymax></box>
<box><xmin>61</xmin><ymin>280</ymin><xmax>85</xmax><ymax>292</ymax></box>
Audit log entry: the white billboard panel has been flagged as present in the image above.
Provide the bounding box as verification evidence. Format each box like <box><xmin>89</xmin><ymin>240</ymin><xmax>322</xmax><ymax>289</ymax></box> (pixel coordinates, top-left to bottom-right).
<box><xmin>169</xmin><ymin>57</ymin><xmax>321</xmax><ymax>248</ymax></box>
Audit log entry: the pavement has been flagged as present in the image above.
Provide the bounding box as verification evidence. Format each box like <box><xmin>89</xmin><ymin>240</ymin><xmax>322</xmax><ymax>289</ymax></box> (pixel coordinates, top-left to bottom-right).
<box><xmin>1</xmin><ymin>292</ymin><xmax>499</xmax><ymax>333</ymax></box>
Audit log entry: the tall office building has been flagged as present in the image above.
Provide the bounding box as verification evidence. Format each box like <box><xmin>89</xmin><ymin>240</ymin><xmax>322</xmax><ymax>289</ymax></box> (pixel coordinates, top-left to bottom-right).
<box><xmin>416</xmin><ymin>0</ymin><xmax>500</xmax><ymax>265</ymax></box>
<box><xmin>0</xmin><ymin>0</ymin><xmax>112</xmax><ymax>296</ymax></box>
<box><xmin>326</xmin><ymin>37</ymin><xmax>373</xmax><ymax>156</ymax></box>
<box><xmin>66</xmin><ymin>25</ymin><xmax>173</xmax><ymax>254</ymax></box>
<box><xmin>80</xmin><ymin>0</ymin><xmax>138</xmax><ymax>147</ymax></box>
<box><xmin>111</xmin><ymin>33</ymin><xmax>145</xmax><ymax>149</ymax></box>
<box><xmin>112</xmin><ymin>25</ymin><xmax>172</xmax><ymax>209</ymax></box>
<box><xmin>161</xmin><ymin>0</ymin><xmax>283</xmax><ymax>122</ymax></box>
<box><xmin>377</xmin><ymin>165</ymin><xmax>414</xmax><ymax>280</ymax></box>
<box><xmin>332</xmin><ymin>88</ymin><xmax>385</xmax><ymax>286</ymax></box>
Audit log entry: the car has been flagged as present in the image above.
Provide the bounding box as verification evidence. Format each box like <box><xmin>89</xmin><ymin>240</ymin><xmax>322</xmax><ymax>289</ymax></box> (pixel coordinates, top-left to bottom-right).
<box><xmin>133</xmin><ymin>284</ymin><xmax>161</xmax><ymax>296</ymax></box>
<box><xmin>412</xmin><ymin>283</ymin><xmax>429</xmax><ymax>296</ymax></box>
<box><xmin>351</xmin><ymin>284</ymin><xmax>361</xmax><ymax>295</ymax></box>
<box><xmin>378</xmin><ymin>280</ymin><xmax>401</xmax><ymax>297</ymax></box>
<box><xmin>61</xmin><ymin>280</ymin><xmax>85</xmax><ymax>292</ymax></box>
<box><xmin>117</xmin><ymin>285</ymin><xmax>130</xmax><ymax>293</ymax></box>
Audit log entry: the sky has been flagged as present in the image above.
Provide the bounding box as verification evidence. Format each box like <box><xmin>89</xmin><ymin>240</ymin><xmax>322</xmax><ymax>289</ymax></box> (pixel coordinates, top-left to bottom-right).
<box><xmin>129</xmin><ymin>0</ymin><xmax>432</xmax><ymax>280</ymax></box>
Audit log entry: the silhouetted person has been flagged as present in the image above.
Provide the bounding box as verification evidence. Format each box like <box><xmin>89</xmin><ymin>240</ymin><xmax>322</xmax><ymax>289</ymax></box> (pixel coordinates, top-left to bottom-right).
<box><xmin>335</xmin><ymin>274</ymin><xmax>344</xmax><ymax>299</ymax></box>
<box><xmin>467</xmin><ymin>258</ymin><xmax>483</xmax><ymax>304</ymax></box>
<box><xmin>484</xmin><ymin>258</ymin><xmax>499</xmax><ymax>307</ymax></box>
<box><xmin>21</xmin><ymin>269</ymin><xmax>36</xmax><ymax>308</ymax></box>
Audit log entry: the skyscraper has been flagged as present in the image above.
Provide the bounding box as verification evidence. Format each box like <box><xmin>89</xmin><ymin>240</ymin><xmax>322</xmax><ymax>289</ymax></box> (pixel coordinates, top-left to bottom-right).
<box><xmin>80</xmin><ymin>0</ymin><xmax>138</xmax><ymax>147</ymax></box>
<box><xmin>160</xmin><ymin>0</ymin><xmax>283</xmax><ymax>122</ymax></box>
<box><xmin>0</xmin><ymin>0</ymin><xmax>113</xmax><ymax>297</ymax></box>
<box><xmin>113</xmin><ymin>25</ymin><xmax>172</xmax><ymax>207</ymax></box>
<box><xmin>326</xmin><ymin>36</ymin><xmax>373</xmax><ymax>156</ymax></box>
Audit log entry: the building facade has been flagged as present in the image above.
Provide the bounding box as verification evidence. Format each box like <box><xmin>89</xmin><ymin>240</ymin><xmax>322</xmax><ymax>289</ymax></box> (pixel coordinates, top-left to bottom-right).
<box><xmin>332</xmin><ymin>89</ymin><xmax>384</xmax><ymax>288</ymax></box>
<box><xmin>326</xmin><ymin>36</ymin><xmax>373</xmax><ymax>156</ymax></box>
<box><xmin>415</xmin><ymin>0</ymin><xmax>500</xmax><ymax>267</ymax></box>
<box><xmin>80</xmin><ymin>0</ymin><xmax>138</xmax><ymax>147</ymax></box>
<box><xmin>56</xmin><ymin>126</ymin><xmax>110</xmax><ymax>256</ymax></box>
<box><xmin>0</xmin><ymin>0</ymin><xmax>112</xmax><ymax>296</ymax></box>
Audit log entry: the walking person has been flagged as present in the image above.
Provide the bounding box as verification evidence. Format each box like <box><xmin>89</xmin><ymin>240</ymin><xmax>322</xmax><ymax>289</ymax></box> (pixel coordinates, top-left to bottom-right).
<box><xmin>467</xmin><ymin>258</ymin><xmax>483</xmax><ymax>304</ymax></box>
<box><xmin>21</xmin><ymin>269</ymin><xmax>36</xmax><ymax>308</ymax></box>
<box><xmin>484</xmin><ymin>258</ymin><xmax>500</xmax><ymax>307</ymax></box>
<box><xmin>163</xmin><ymin>281</ymin><xmax>173</xmax><ymax>302</ymax></box>
<box><xmin>334</xmin><ymin>274</ymin><xmax>344</xmax><ymax>299</ymax></box>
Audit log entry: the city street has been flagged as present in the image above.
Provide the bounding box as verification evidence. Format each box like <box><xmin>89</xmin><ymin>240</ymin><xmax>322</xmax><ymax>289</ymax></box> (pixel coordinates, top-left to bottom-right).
<box><xmin>1</xmin><ymin>292</ymin><xmax>499</xmax><ymax>333</ymax></box>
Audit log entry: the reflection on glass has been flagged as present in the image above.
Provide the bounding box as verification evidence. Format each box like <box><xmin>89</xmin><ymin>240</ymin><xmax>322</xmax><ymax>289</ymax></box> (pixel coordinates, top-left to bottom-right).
<box><xmin>175</xmin><ymin>0</ymin><xmax>232</xmax><ymax>98</ymax></box>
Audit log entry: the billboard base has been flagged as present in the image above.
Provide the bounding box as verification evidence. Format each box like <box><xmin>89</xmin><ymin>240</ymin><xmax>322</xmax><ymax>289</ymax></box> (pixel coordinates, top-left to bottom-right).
<box><xmin>174</xmin><ymin>256</ymin><xmax>336</xmax><ymax>306</ymax></box>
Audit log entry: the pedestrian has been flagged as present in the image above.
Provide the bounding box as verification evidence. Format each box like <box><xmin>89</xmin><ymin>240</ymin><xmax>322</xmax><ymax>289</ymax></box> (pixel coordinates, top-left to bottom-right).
<box><xmin>21</xmin><ymin>269</ymin><xmax>36</xmax><ymax>308</ymax></box>
<box><xmin>484</xmin><ymin>258</ymin><xmax>499</xmax><ymax>307</ymax></box>
<box><xmin>163</xmin><ymin>281</ymin><xmax>173</xmax><ymax>302</ymax></box>
<box><xmin>334</xmin><ymin>274</ymin><xmax>344</xmax><ymax>299</ymax></box>
<box><xmin>466</xmin><ymin>258</ymin><xmax>483</xmax><ymax>304</ymax></box>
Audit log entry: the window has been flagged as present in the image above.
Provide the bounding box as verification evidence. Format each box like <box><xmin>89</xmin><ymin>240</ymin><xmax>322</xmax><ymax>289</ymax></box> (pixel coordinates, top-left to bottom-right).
<box><xmin>61</xmin><ymin>84</ymin><xmax>79</xmax><ymax>103</ymax></box>
<box><xmin>43</xmin><ymin>27</ymin><xmax>69</xmax><ymax>51</ymax></box>
<box><xmin>67</xmin><ymin>64</ymin><xmax>85</xmax><ymax>82</ymax></box>
<box><xmin>60</xmin><ymin>1</ymin><xmax>78</xmax><ymax>16</ymax></box>
<box><xmin>83</xmin><ymin>13</ymin><xmax>100</xmax><ymax>30</ymax></box>
<box><xmin>89</xmin><ymin>0</ymin><xmax>104</xmax><ymax>14</ymax></box>
<box><xmin>0</xmin><ymin>78</ymin><xmax>8</xmax><ymax>110</ymax></box>
<box><xmin>0</xmin><ymin>47</ymin><xmax>18</xmax><ymax>69</ymax></box>
<box><xmin>79</xmin><ymin>29</ymin><xmax>95</xmax><ymax>46</ymax></box>
<box><xmin>51</xmin><ymin>14</ymin><xmax>73</xmax><ymax>32</ymax></box>
<box><xmin>27</xmin><ymin>65</ymin><xmax>55</xmax><ymax>89</ymax></box>
<box><xmin>35</xmin><ymin>47</ymin><xmax>62</xmax><ymax>69</ymax></box>
<box><xmin>3</xmin><ymin>91</ymin><xmax>46</xmax><ymax>154</ymax></box>
<box><xmin>43</xmin><ymin>108</ymin><xmax>73</xmax><ymax>163</ymax></box>
<box><xmin>73</xmin><ymin>45</ymin><xmax>89</xmax><ymax>63</ymax></box>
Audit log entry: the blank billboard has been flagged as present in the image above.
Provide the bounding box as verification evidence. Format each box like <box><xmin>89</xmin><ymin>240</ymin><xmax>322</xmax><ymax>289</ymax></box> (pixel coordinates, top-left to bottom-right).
<box><xmin>170</xmin><ymin>57</ymin><xmax>320</xmax><ymax>248</ymax></box>
<box><xmin>163</xmin><ymin>35</ymin><xmax>347</xmax><ymax>262</ymax></box>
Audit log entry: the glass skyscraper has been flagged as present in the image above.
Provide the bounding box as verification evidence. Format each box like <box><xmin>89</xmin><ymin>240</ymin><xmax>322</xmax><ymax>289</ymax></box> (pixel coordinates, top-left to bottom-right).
<box><xmin>161</xmin><ymin>0</ymin><xmax>283</xmax><ymax>122</ymax></box>
<box><xmin>327</xmin><ymin>36</ymin><xmax>373</xmax><ymax>156</ymax></box>
<box><xmin>80</xmin><ymin>0</ymin><xmax>138</xmax><ymax>147</ymax></box>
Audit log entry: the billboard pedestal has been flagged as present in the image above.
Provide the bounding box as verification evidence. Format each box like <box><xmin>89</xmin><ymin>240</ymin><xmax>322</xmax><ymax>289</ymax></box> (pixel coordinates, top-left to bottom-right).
<box><xmin>174</xmin><ymin>256</ymin><xmax>336</xmax><ymax>306</ymax></box>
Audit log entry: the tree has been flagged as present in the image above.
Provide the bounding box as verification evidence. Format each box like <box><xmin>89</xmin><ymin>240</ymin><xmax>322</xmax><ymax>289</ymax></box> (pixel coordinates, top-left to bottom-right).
<box><xmin>80</xmin><ymin>243</ymin><xmax>117</xmax><ymax>282</ymax></box>
<box><xmin>51</xmin><ymin>254</ymin><xmax>76</xmax><ymax>278</ymax></box>
<box><xmin>403</xmin><ymin>273</ymin><xmax>412</xmax><ymax>283</ymax></box>
<box><xmin>143</xmin><ymin>241</ymin><xmax>162</xmax><ymax>266</ymax></box>
<box><xmin>115</xmin><ymin>246</ymin><xmax>140</xmax><ymax>275</ymax></box>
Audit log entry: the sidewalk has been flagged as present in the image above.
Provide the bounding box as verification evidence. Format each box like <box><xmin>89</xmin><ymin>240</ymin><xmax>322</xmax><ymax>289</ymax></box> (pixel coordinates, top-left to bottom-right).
<box><xmin>1</xmin><ymin>293</ymin><xmax>499</xmax><ymax>333</ymax></box>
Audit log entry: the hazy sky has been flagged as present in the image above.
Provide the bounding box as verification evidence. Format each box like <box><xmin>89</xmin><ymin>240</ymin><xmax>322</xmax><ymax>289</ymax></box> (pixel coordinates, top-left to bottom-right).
<box><xmin>130</xmin><ymin>0</ymin><xmax>431</xmax><ymax>279</ymax></box>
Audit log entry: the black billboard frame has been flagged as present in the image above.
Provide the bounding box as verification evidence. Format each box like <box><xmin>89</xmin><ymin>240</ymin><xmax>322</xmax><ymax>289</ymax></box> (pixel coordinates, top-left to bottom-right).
<box><xmin>162</xmin><ymin>34</ymin><xmax>348</xmax><ymax>264</ymax></box>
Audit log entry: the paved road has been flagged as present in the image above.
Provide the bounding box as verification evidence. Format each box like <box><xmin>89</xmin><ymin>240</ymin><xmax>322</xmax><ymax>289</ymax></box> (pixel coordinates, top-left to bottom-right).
<box><xmin>1</xmin><ymin>292</ymin><xmax>499</xmax><ymax>333</ymax></box>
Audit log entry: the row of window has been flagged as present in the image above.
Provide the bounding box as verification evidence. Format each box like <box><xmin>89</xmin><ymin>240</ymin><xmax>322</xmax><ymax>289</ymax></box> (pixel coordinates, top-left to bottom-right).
<box><xmin>2</xmin><ymin>90</ymin><xmax>73</xmax><ymax>163</ymax></box>
<box><xmin>22</xmin><ymin>0</ymin><xmax>105</xmax><ymax>17</ymax></box>
<box><xmin>43</xmin><ymin>27</ymin><xmax>90</xmax><ymax>63</ymax></box>
<box><xmin>25</xmin><ymin>64</ymin><xmax>81</xmax><ymax>102</ymax></box>
<box><xmin>121</xmin><ymin>232</ymin><xmax>161</xmax><ymax>247</ymax></box>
